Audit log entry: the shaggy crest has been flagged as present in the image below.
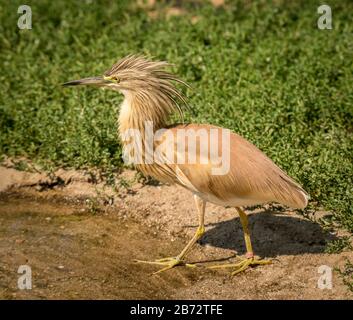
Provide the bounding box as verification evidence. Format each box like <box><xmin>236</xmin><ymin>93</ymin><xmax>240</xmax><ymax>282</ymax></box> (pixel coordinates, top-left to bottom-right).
<box><xmin>104</xmin><ymin>55</ymin><xmax>190</xmax><ymax>122</ymax></box>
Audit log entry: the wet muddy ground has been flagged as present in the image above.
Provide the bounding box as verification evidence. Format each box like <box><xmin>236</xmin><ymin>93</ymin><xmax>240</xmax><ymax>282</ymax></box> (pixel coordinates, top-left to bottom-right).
<box><xmin>0</xmin><ymin>194</ymin><xmax>201</xmax><ymax>299</ymax></box>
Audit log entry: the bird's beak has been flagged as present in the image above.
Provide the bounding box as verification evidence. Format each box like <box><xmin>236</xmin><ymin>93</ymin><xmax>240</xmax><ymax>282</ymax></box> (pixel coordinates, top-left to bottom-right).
<box><xmin>62</xmin><ymin>76</ymin><xmax>112</xmax><ymax>87</ymax></box>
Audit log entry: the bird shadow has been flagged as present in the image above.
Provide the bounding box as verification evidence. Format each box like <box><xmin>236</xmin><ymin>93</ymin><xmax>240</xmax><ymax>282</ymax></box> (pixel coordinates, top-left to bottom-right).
<box><xmin>197</xmin><ymin>210</ymin><xmax>336</xmax><ymax>258</ymax></box>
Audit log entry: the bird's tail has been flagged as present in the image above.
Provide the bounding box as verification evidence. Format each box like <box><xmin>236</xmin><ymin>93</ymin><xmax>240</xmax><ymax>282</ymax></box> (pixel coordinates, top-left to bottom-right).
<box><xmin>277</xmin><ymin>174</ymin><xmax>309</xmax><ymax>209</ymax></box>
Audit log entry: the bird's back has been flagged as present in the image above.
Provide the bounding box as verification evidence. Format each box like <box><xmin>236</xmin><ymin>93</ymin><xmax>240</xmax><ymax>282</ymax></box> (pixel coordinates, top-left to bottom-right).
<box><xmin>150</xmin><ymin>123</ymin><xmax>308</xmax><ymax>209</ymax></box>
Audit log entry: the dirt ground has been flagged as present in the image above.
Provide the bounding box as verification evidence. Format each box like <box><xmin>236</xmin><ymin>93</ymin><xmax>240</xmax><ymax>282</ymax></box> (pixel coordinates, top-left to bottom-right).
<box><xmin>0</xmin><ymin>166</ymin><xmax>352</xmax><ymax>299</ymax></box>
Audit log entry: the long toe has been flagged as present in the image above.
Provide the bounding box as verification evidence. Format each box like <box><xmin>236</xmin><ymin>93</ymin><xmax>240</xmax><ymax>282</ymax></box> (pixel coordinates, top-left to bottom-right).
<box><xmin>208</xmin><ymin>257</ymin><xmax>271</xmax><ymax>275</ymax></box>
<box><xmin>135</xmin><ymin>256</ymin><xmax>184</xmax><ymax>274</ymax></box>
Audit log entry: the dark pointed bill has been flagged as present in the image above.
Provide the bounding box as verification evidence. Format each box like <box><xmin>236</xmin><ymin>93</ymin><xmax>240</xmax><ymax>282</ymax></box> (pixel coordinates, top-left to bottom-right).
<box><xmin>62</xmin><ymin>76</ymin><xmax>108</xmax><ymax>87</ymax></box>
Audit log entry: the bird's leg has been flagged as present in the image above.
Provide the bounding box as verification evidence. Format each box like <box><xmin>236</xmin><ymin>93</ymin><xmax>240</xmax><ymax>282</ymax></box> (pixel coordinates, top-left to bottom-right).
<box><xmin>135</xmin><ymin>194</ymin><xmax>206</xmax><ymax>274</ymax></box>
<box><xmin>209</xmin><ymin>207</ymin><xmax>271</xmax><ymax>275</ymax></box>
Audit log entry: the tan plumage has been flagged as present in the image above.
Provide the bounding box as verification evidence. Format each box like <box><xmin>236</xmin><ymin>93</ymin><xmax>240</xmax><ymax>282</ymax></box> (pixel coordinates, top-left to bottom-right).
<box><xmin>64</xmin><ymin>55</ymin><xmax>309</xmax><ymax>275</ymax></box>
<box><xmin>159</xmin><ymin>124</ymin><xmax>308</xmax><ymax>209</ymax></box>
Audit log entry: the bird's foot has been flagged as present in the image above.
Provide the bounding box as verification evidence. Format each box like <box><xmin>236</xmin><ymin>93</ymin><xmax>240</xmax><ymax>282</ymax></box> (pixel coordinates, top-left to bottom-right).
<box><xmin>135</xmin><ymin>257</ymin><xmax>196</xmax><ymax>274</ymax></box>
<box><xmin>208</xmin><ymin>254</ymin><xmax>271</xmax><ymax>276</ymax></box>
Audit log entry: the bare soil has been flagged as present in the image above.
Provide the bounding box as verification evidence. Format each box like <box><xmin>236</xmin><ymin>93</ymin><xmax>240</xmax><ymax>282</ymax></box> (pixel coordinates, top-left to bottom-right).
<box><xmin>0</xmin><ymin>166</ymin><xmax>352</xmax><ymax>299</ymax></box>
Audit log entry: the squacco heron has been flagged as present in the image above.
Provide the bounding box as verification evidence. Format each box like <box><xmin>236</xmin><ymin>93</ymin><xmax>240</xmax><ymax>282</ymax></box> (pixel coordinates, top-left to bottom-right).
<box><xmin>64</xmin><ymin>55</ymin><xmax>309</xmax><ymax>275</ymax></box>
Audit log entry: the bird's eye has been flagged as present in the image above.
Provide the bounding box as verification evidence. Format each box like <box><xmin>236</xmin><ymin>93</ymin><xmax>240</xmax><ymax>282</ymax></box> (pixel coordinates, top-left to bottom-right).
<box><xmin>112</xmin><ymin>76</ymin><xmax>120</xmax><ymax>83</ymax></box>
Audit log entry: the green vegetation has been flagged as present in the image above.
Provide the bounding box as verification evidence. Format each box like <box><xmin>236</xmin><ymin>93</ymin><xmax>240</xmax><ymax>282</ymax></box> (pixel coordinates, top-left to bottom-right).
<box><xmin>325</xmin><ymin>236</ymin><xmax>352</xmax><ymax>254</ymax></box>
<box><xmin>0</xmin><ymin>1</ymin><xmax>352</xmax><ymax>231</ymax></box>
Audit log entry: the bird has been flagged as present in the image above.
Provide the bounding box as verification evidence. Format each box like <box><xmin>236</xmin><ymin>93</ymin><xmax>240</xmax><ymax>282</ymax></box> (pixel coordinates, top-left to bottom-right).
<box><xmin>63</xmin><ymin>54</ymin><xmax>309</xmax><ymax>275</ymax></box>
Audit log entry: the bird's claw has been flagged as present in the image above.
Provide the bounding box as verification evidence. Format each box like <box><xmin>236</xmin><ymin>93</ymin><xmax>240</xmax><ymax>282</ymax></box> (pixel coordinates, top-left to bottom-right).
<box><xmin>208</xmin><ymin>257</ymin><xmax>271</xmax><ymax>276</ymax></box>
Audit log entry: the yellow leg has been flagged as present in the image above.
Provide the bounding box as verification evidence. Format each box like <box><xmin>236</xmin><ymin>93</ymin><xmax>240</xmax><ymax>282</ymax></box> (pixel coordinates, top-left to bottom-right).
<box><xmin>238</xmin><ymin>207</ymin><xmax>254</xmax><ymax>257</ymax></box>
<box><xmin>136</xmin><ymin>194</ymin><xmax>206</xmax><ymax>274</ymax></box>
<box><xmin>209</xmin><ymin>207</ymin><xmax>271</xmax><ymax>275</ymax></box>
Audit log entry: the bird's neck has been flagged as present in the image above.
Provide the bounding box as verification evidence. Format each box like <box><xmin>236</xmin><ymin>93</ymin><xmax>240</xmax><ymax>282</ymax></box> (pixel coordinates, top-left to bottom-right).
<box><xmin>118</xmin><ymin>91</ymin><xmax>170</xmax><ymax>143</ymax></box>
<box><xmin>118</xmin><ymin>91</ymin><xmax>173</xmax><ymax>171</ymax></box>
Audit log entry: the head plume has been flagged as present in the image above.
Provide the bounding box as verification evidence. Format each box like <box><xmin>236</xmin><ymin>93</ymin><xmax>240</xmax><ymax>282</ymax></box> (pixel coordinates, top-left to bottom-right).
<box><xmin>104</xmin><ymin>54</ymin><xmax>190</xmax><ymax>120</ymax></box>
